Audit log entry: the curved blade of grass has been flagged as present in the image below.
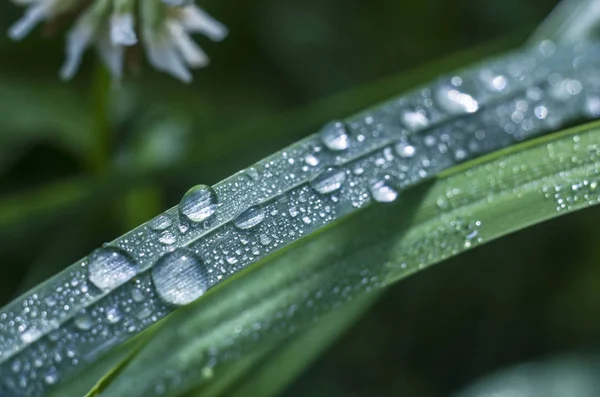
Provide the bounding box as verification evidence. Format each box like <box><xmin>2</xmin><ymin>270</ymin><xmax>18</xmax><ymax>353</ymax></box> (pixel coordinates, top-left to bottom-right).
<box><xmin>1</xmin><ymin>40</ymin><xmax>600</xmax><ymax>397</ymax></box>
<box><xmin>87</xmin><ymin>119</ymin><xmax>600</xmax><ymax>397</ymax></box>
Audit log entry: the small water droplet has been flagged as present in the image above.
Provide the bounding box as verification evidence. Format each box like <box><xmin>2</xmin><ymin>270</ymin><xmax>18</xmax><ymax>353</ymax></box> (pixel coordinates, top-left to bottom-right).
<box><xmin>179</xmin><ymin>185</ymin><xmax>218</xmax><ymax>223</ymax></box>
<box><xmin>370</xmin><ymin>177</ymin><xmax>399</xmax><ymax>203</ymax></box>
<box><xmin>233</xmin><ymin>205</ymin><xmax>266</xmax><ymax>230</ymax></box>
<box><xmin>88</xmin><ymin>247</ymin><xmax>138</xmax><ymax>290</ymax></box>
<box><xmin>44</xmin><ymin>368</ymin><xmax>59</xmax><ymax>385</ymax></box>
<box><xmin>310</xmin><ymin>166</ymin><xmax>347</xmax><ymax>194</ymax></box>
<box><xmin>131</xmin><ymin>289</ymin><xmax>145</xmax><ymax>302</ymax></box>
<box><xmin>149</xmin><ymin>214</ymin><xmax>173</xmax><ymax>231</ymax></box>
<box><xmin>152</xmin><ymin>248</ymin><xmax>208</xmax><ymax>306</ymax></box>
<box><xmin>259</xmin><ymin>234</ymin><xmax>272</xmax><ymax>246</ymax></box>
<box><xmin>436</xmin><ymin>85</ymin><xmax>479</xmax><ymax>114</ymax></box>
<box><xmin>74</xmin><ymin>313</ymin><xmax>94</xmax><ymax>331</ymax></box>
<box><xmin>395</xmin><ymin>142</ymin><xmax>416</xmax><ymax>158</ymax></box>
<box><xmin>246</xmin><ymin>167</ymin><xmax>260</xmax><ymax>180</ymax></box>
<box><xmin>20</xmin><ymin>327</ymin><xmax>42</xmax><ymax>344</ymax></box>
<box><xmin>159</xmin><ymin>231</ymin><xmax>177</xmax><ymax>245</ymax></box>
<box><xmin>305</xmin><ymin>154</ymin><xmax>319</xmax><ymax>166</ymax></box>
<box><xmin>320</xmin><ymin>121</ymin><xmax>350</xmax><ymax>151</ymax></box>
<box><xmin>106</xmin><ymin>308</ymin><xmax>122</xmax><ymax>324</ymax></box>
<box><xmin>401</xmin><ymin>111</ymin><xmax>429</xmax><ymax>131</ymax></box>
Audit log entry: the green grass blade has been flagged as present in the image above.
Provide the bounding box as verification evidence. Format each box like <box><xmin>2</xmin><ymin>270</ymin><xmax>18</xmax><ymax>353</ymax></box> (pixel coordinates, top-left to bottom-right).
<box><xmin>95</xmin><ymin>120</ymin><xmax>600</xmax><ymax>397</ymax></box>
<box><xmin>1</xmin><ymin>41</ymin><xmax>599</xmax><ymax>397</ymax></box>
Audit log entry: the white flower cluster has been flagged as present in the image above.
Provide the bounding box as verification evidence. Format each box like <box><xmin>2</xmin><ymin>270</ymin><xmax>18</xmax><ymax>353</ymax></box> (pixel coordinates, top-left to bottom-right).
<box><xmin>8</xmin><ymin>0</ymin><xmax>228</xmax><ymax>82</ymax></box>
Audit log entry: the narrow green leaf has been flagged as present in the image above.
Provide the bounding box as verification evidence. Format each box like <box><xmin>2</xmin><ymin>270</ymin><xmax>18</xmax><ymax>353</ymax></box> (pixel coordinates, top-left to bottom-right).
<box><xmin>96</xmin><ymin>121</ymin><xmax>600</xmax><ymax>397</ymax></box>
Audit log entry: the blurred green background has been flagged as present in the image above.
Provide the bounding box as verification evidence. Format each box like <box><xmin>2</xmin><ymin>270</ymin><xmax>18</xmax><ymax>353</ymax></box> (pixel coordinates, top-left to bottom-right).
<box><xmin>5</xmin><ymin>0</ymin><xmax>600</xmax><ymax>396</ymax></box>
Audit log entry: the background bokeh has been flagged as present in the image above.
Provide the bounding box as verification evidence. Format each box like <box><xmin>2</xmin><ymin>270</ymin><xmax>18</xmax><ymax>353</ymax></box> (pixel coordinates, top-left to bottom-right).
<box><xmin>5</xmin><ymin>0</ymin><xmax>600</xmax><ymax>396</ymax></box>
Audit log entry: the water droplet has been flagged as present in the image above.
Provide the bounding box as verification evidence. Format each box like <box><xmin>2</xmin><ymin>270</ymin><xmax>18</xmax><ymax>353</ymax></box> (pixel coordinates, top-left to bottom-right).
<box><xmin>159</xmin><ymin>231</ymin><xmax>177</xmax><ymax>245</ymax></box>
<box><xmin>152</xmin><ymin>248</ymin><xmax>208</xmax><ymax>306</ymax></box>
<box><xmin>259</xmin><ymin>234</ymin><xmax>272</xmax><ymax>246</ymax></box>
<box><xmin>305</xmin><ymin>154</ymin><xmax>319</xmax><ymax>167</ymax></box>
<box><xmin>148</xmin><ymin>214</ymin><xmax>173</xmax><ymax>231</ymax></box>
<box><xmin>88</xmin><ymin>247</ymin><xmax>138</xmax><ymax>290</ymax></box>
<box><xmin>320</xmin><ymin>121</ymin><xmax>350</xmax><ymax>151</ymax></box>
<box><xmin>310</xmin><ymin>166</ymin><xmax>347</xmax><ymax>194</ymax></box>
<box><xmin>20</xmin><ymin>327</ymin><xmax>42</xmax><ymax>344</ymax></box>
<box><xmin>233</xmin><ymin>205</ymin><xmax>266</xmax><ymax>230</ymax></box>
<box><xmin>44</xmin><ymin>368</ymin><xmax>59</xmax><ymax>385</ymax></box>
<box><xmin>401</xmin><ymin>111</ymin><xmax>429</xmax><ymax>131</ymax></box>
<box><xmin>179</xmin><ymin>185</ymin><xmax>218</xmax><ymax>223</ymax></box>
<box><xmin>395</xmin><ymin>142</ymin><xmax>416</xmax><ymax>158</ymax></box>
<box><xmin>436</xmin><ymin>85</ymin><xmax>479</xmax><ymax>114</ymax></box>
<box><xmin>74</xmin><ymin>313</ymin><xmax>94</xmax><ymax>331</ymax></box>
<box><xmin>131</xmin><ymin>288</ymin><xmax>145</xmax><ymax>302</ymax></box>
<box><xmin>585</xmin><ymin>95</ymin><xmax>600</xmax><ymax>117</ymax></box>
<box><xmin>246</xmin><ymin>167</ymin><xmax>260</xmax><ymax>180</ymax></box>
<box><xmin>106</xmin><ymin>308</ymin><xmax>122</xmax><ymax>324</ymax></box>
<box><xmin>370</xmin><ymin>177</ymin><xmax>399</xmax><ymax>203</ymax></box>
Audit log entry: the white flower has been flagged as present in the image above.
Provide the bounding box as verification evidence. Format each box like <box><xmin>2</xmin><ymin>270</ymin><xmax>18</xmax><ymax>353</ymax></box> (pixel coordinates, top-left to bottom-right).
<box><xmin>8</xmin><ymin>0</ymin><xmax>228</xmax><ymax>82</ymax></box>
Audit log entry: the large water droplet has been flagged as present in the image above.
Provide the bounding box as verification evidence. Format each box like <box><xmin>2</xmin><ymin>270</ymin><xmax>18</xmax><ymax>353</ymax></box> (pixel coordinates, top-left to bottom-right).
<box><xmin>151</xmin><ymin>248</ymin><xmax>208</xmax><ymax>306</ymax></box>
<box><xmin>370</xmin><ymin>177</ymin><xmax>400</xmax><ymax>203</ymax></box>
<box><xmin>310</xmin><ymin>166</ymin><xmax>347</xmax><ymax>194</ymax></box>
<box><xmin>179</xmin><ymin>185</ymin><xmax>218</xmax><ymax>223</ymax></box>
<box><xmin>320</xmin><ymin>121</ymin><xmax>350</xmax><ymax>151</ymax></box>
<box><xmin>88</xmin><ymin>247</ymin><xmax>138</xmax><ymax>290</ymax></box>
<box><xmin>233</xmin><ymin>205</ymin><xmax>266</xmax><ymax>230</ymax></box>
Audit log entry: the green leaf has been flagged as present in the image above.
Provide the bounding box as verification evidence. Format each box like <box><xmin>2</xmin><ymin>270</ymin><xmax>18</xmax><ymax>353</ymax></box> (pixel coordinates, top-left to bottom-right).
<box><xmin>88</xmin><ymin>121</ymin><xmax>600</xmax><ymax>397</ymax></box>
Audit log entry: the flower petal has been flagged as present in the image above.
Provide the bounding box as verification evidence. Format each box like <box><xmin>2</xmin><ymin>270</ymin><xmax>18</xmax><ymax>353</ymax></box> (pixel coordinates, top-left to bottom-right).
<box><xmin>181</xmin><ymin>5</ymin><xmax>228</xmax><ymax>42</ymax></box>
<box><xmin>110</xmin><ymin>13</ymin><xmax>137</xmax><ymax>46</ymax></box>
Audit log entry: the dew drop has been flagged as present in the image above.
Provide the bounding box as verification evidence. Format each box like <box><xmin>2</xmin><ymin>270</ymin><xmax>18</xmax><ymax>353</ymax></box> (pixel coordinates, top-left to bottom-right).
<box><xmin>159</xmin><ymin>231</ymin><xmax>177</xmax><ymax>245</ymax></box>
<box><xmin>320</xmin><ymin>121</ymin><xmax>350</xmax><ymax>151</ymax></box>
<box><xmin>436</xmin><ymin>85</ymin><xmax>479</xmax><ymax>114</ymax></box>
<box><xmin>179</xmin><ymin>185</ymin><xmax>218</xmax><ymax>223</ymax></box>
<box><xmin>152</xmin><ymin>248</ymin><xmax>208</xmax><ymax>306</ymax></box>
<box><xmin>106</xmin><ymin>308</ymin><xmax>122</xmax><ymax>324</ymax></box>
<box><xmin>395</xmin><ymin>142</ymin><xmax>416</xmax><ymax>158</ymax></box>
<box><xmin>20</xmin><ymin>327</ymin><xmax>42</xmax><ymax>344</ymax></box>
<box><xmin>233</xmin><ymin>205</ymin><xmax>266</xmax><ymax>230</ymax></box>
<box><xmin>370</xmin><ymin>177</ymin><xmax>399</xmax><ymax>203</ymax></box>
<box><xmin>310</xmin><ymin>166</ymin><xmax>347</xmax><ymax>194</ymax></box>
<box><xmin>259</xmin><ymin>234</ymin><xmax>272</xmax><ymax>246</ymax></box>
<box><xmin>74</xmin><ymin>313</ymin><xmax>94</xmax><ymax>331</ymax></box>
<box><xmin>88</xmin><ymin>247</ymin><xmax>138</xmax><ymax>290</ymax></box>
<box><xmin>401</xmin><ymin>111</ymin><xmax>429</xmax><ymax>131</ymax></box>
<box><xmin>44</xmin><ymin>368</ymin><xmax>59</xmax><ymax>385</ymax></box>
<box><xmin>148</xmin><ymin>214</ymin><xmax>173</xmax><ymax>231</ymax></box>
<box><xmin>305</xmin><ymin>154</ymin><xmax>320</xmax><ymax>167</ymax></box>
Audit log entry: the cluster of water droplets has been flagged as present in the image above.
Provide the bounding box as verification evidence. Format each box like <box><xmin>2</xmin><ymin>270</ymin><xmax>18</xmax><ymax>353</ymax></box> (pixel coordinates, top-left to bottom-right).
<box><xmin>2</xmin><ymin>41</ymin><xmax>600</xmax><ymax>396</ymax></box>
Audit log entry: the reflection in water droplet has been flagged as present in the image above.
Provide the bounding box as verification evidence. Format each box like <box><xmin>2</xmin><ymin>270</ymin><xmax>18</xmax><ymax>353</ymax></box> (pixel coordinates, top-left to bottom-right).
<box><xmin>310</xmin><ymin>166</ymin><xmax>347</xmax><ymax>194</ymax></box>
<box><xmin>88</xmin><ymin>247</ymin><xmax>138</xmax><ymax>290</ymax></box>
<box><xmin>370</xmin><ymin>177</ymin><xmax>399</xmax><ymax>203</ymax></box>
<box><xmin>152</xmin><ymin>248</ymin><xmax>208</xmax><ymax>306</ymax></box>
<box><xmin>395</xmin><ymin>142</ymin><xmax>416</xmax><ymax>158</ymax></box>
<box><xmin>148</xmin><ymin>214</ymin><xmax>173</xmax><ymax>231</ymax></box>
<box><xmin>320</xmin><ymin>121</ymin><xmax>350</xmax><ymax>151</ymax></box>
<box><xmin>233</xmin><ymin>205</ymin><xmax>266</xmax><ymax>230</ymax></box>
<box><xmin>179</xmin><ymin>185</ymin><xmax>218</xmax><ymax>223</ymax></box>
<box><xmin>436</xmin><ymin>85</ymin><xmax>479</xmax><ymax>114</ymax></box>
